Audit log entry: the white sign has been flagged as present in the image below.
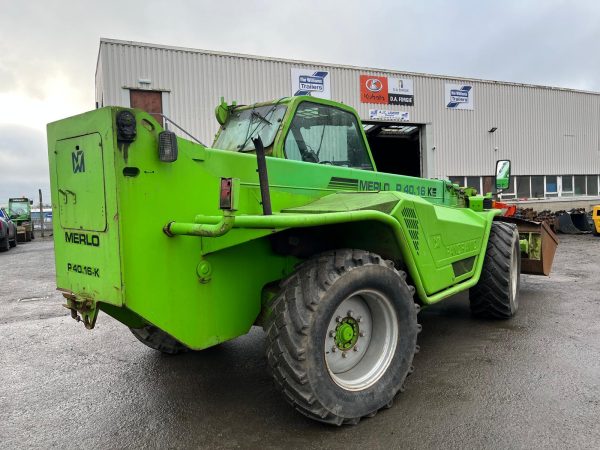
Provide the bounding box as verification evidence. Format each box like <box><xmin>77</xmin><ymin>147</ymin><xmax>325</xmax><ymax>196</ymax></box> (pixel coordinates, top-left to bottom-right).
<box><xmin>291</xmin><ymin>68</ymin><xmax>331</xmax><ymax>99</ymax></box>
<box><xmin>388</xmin><ymin>78</ymin><xmax>414</xmax><ymax>106</ymax></box>
<box><xmin>445</xmin><ymin>83</ymin><xmax>474</xmax><ymax>110</ymax></box>
<box><xmin>368</xmin><ymin>109</ymin><xmax>410</xmax><ymax>121</ymax></box>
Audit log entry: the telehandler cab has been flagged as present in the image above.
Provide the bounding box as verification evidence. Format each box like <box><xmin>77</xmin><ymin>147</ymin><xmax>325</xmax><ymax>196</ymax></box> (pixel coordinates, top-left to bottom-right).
<box><xmin>47</xmin><ymin>96</ymin><xmax>556</xmax><ymax>425</ymax></box>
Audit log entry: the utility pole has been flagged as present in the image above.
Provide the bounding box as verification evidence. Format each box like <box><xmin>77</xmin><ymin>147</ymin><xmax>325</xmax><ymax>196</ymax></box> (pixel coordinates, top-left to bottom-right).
<box><xmin>39</xmin><ymin>189</ymin><xmax>45</xmax><ymax>238</ymax></box>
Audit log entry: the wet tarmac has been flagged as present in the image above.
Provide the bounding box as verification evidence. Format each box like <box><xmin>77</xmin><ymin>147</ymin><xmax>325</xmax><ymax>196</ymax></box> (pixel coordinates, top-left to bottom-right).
<box><xmin>1</xmin><ymin>235</ymin><xmax>599</xmax><ymax>449</ymax></box>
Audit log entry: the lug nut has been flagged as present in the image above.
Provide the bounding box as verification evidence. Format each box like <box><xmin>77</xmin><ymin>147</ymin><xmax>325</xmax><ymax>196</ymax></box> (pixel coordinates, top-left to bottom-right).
<box><xmin>359</xmin><ymin>331</ymin><xmax>366</xmax><ymax>337</ymax></box>
<box><xmin>353</xmin><ymin>346</ymin><xmax>359</xmax><ymax>352</ymax></box>
<box><xmin>331</xmin><ymin>346</ymin><xmax>337</xmax><ymax>352</ymax></box>
<box><xmin>335</xmin><ymin>316</ymin><xmax>342</xmax><ymax>322</ymax></box>
<box><xmin>329</xmin><ymin>330</ymin><xmax>335</xmax><ymax>337</ymax></box>
<box><xmin>342</xmin><ymin>352</ymin><xmax>347</xmax><ymax>358</ymax></box>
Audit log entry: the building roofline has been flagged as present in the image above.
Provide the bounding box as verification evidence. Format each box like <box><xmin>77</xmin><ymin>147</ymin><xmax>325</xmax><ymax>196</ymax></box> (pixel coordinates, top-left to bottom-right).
<box><xmin>98</xmin><ymin>38</ymin><xmax>600</xmax><ymax>96</ymax></box>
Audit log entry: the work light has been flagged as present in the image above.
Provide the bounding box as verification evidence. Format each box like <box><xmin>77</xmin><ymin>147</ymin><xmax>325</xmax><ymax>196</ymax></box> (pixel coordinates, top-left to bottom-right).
<box><xmin>158</xmin><ymin>130</ymin><xmax>178</xmax><ymax>162</ymax></box>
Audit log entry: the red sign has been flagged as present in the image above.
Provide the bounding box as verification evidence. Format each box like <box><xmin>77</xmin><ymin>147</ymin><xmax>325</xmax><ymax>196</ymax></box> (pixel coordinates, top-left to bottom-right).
<box><xmin>360</xmin><ymin>75</ymin><xmax>388</xmax><ymax>104</ymax></box>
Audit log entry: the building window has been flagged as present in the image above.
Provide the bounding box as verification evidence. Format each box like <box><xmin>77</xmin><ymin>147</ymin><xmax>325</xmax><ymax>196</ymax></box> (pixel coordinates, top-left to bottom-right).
<box><xmin>449</xmin><ymin>176</ymin><xmax>464</xmax><ymax>186</ymax></box>
<box><xmin>562</xmin><ymin>175</ymin><xmax>573</xmax><ymax>196</ymax></box>
<box><xmin>501</xmin><ymin>175</ymin><xmax>516</xmax><ymax>199</ymax></box>
<box><xmin>482</xmin><ymin>176</ymin><xmax>494</xmax><ymax>194</ymax></box>
<box><xmin>574</xmin><ymin>175</ymin><xmax>586</xmax><ymax>195</ymax></box>
<box><xmin>587</xmin><ymin>176</ymin><xmax>598</xmax><ymax>197</ymax></box>
<box><xmin>545</xmin><ymin>176</ymin><xmax>558</xmax><ymax>197</ymax></box>
<box><xmin>531</xmin><ymin>176</ymin><xmax>544</xmax><ymax>198</ymax></box>
<box><xmin>447</xmin><ymin>174</ymin><xmax>599</xmax><ymax>200</ymax></box>
<box><xmin>466</xmin><ymin>176</ymin><xmax>481</xmax><ymax>192</ymax></box>
<box><xmin>517</xmin><ymin>176</ymin><xmax>530</xmax><ymax>199</ymax></box>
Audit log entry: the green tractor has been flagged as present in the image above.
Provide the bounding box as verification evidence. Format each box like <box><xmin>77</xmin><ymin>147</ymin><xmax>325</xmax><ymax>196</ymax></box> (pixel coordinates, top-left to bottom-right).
<box><xmin>47</xmin><ymin>96</ymin><xmax>556</xmax><ymax>425</ymax></box>
<box><xmin>8</xmin><ymin>197</ymin><xmax>34</xmax><ymax>242</ymax></box>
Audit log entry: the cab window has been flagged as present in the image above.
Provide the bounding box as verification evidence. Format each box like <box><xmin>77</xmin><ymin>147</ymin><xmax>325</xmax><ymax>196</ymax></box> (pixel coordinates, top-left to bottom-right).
<box><xmin>284</xmin><ymin>102</ymin><xmax>373</xmax><ymax>170</ymax></box>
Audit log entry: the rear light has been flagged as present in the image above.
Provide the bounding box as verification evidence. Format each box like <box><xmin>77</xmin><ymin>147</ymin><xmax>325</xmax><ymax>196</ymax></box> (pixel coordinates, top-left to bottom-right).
<box><xmin>219</xmin><ymin>178</ymin><xmax>239</xmax><ymax>211</ymax></box>
<box><xmin>220</xmin><ymin>178</ymin><xmax>233</xmax><ymax>210</ymax></box>
<box><xmin>158</xmin><ymin>130</ymin><xmax>178</xmax><ymax>162</ymax></box>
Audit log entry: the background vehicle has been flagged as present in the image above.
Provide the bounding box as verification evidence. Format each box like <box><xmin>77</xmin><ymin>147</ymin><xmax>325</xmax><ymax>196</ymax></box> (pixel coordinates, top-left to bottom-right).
<box><xmin>8</xmin><ymin>197</ymin><xmax>34</xmax><ymax>242</ymax></box>
<box><xmin>0</xmin><ymin>207</ymin><xmax>18</xmax><ymax>251</ymax></box>
<box><xmin>47</xmin><ymin>97</ymin><xmax>556</xmax><ymax>425</ymax></box>
<box><xmin>592</xmin><ymin>205</ymin><xmax>600</xmax><ymax>236</ymax></box>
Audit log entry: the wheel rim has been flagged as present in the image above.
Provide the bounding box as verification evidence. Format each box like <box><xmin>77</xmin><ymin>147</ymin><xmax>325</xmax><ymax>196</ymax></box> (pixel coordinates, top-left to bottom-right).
<box><xmin>324</xmin><ymin>289</ymin><xmax>398</xmax><ymax>391</ymax></box>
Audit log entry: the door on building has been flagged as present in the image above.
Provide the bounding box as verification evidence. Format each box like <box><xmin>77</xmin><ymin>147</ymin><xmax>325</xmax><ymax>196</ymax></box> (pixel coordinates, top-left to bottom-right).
<box><xmin>129</xmin><ymin>90</ymin><xmax>163</xmax><ymax>126</ymax></box>
<box><xmin>363</xmin><ymin>122</ymin><xmax>422</xmax><ymax>177</ymax></box>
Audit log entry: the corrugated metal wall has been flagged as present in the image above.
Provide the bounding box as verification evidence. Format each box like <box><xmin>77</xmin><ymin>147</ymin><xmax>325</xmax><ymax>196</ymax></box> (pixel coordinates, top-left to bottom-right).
<box><xmin>97</xmin><ymin>39</ymin><xmax>600</xmax><ymax>178</ymax></box>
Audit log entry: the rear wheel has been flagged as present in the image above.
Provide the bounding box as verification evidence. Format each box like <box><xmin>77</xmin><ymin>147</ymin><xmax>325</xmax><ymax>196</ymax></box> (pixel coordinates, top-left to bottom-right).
<box><xmin>265</xmin><ymin>249</ymin><xmax>420</xmax><ymax>425</ymax></box>
<box><xmin>130</xmin><ymin>325</ymin><xmax>189</xmax><ymax>355</ymax></box>
<box><xmin>469</xmin><ymin>222</ymin><xmax>521</xmax><ymax>319</ymax></box>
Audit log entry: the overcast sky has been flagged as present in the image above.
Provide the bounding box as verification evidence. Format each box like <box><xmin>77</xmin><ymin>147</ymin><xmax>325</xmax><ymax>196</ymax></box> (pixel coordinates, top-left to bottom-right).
<box><xmin>1</xmin><ymin>0</ymin><xmax>599</xmax><ymax>205</ymax></box>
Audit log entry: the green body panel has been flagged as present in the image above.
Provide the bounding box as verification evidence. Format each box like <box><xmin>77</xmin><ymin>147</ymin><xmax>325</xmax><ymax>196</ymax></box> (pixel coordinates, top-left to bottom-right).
<box><xmin>47</xmin><ymin>97</ymin><xmax>497</xmax><ymax>350</ymax></box>
<box><xmin>48</xmin><ymin>109</ymin><xmax>122</xmax><ymax>306</ymax></box>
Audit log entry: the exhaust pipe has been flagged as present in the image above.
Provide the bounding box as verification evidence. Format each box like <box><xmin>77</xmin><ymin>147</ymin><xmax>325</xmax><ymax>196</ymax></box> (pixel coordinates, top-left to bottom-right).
<box><xmin>252</xmin><ymin>137</ymin><xmax>272</xmax><ymax>215</ymax></box>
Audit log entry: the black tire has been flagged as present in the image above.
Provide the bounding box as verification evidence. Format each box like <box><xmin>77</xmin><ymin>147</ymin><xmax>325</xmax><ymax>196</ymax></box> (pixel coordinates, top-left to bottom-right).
<box><xmin>0</xmin><ymin>236</ymin><xmax>9</xmax><ymax>252</ymax></box>
<box><xmin>469</xmin><ymin>222</ymin><xmax>521</xmax><ymax>319</ymax></box>
<box><xmin>9</xmin><ymin>233</ymin><xmax>17</xmax><ymax>248</ymax></box>
<box><xmin>130</xmin><ymin>324</ymin><xmax>189</xmax><ymax>355</ymax></box>
<box><xmin>265</xmin><ymin>249</ymin><xmax>420</xmax><ymax>425</ymax></box>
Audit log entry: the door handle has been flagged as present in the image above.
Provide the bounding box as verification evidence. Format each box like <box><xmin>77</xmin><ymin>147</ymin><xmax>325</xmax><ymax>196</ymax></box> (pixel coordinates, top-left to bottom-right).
<box><xmin>65</xmin><ymin>190</ymin><xmax>77</xmax><ymax>204</ymax></box>
<box><xmin>58</xmin><ymin>189</ymin><xmax>68</xmax><ymax>204</ymax></box>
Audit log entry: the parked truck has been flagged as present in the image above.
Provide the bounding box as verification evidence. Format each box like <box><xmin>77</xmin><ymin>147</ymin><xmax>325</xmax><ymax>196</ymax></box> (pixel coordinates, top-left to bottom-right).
<box><xmin>8</xmin><ymin>197</ymin><xmax>34</xmax><ymax>242</ymax></box>
<box><xmin>47</xmin><ymin>96</ymin><xmax>556</xmax><ymax>425</ymax></box>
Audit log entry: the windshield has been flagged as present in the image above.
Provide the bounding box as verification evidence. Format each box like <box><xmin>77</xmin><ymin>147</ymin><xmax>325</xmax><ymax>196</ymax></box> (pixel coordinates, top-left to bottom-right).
<box><xmin>284</xmin><ymin>102</ymin><xmax>373</xmax><ymax>170</ymax></box>
<box><xmin>9</xmin><ymin>201</ymin><xmax>30</xmax><ymax>218</ymax></box>
<box><xmin>213</xmin><ymin>104</ymin><xmax>287</xmax><ymax>152</ymax></box>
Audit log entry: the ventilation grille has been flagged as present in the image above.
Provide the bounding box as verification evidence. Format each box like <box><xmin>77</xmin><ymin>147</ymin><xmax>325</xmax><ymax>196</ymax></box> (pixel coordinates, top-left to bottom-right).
<box><xmin>402</xmin><ymin>207</ymin><xmax>420</xmax><ymax>254</ymax></box>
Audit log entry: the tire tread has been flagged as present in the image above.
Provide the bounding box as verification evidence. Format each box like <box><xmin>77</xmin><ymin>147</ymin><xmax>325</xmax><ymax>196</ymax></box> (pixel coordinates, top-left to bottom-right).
<box><xmin>265</xmin><ymin>249</ymin><xmax>418</xmax><ymax>425</ymax></box>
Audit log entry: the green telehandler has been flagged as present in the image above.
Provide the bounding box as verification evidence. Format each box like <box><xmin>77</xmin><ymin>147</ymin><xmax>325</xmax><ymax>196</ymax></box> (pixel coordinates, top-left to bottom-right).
<box><xmin>8</xmin><ymin>197</ymin><xmax>34</xmax><ymax>242</ymax></box>
<box><xmin>47</xmin><ymin>96</ymin><xmax>557</xmax><ymax>425</ymax></box>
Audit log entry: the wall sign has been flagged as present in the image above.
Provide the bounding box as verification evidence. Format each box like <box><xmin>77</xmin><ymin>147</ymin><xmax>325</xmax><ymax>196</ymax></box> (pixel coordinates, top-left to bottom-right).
<box><xmin>445</xmin><ymin>84</ymin><xmax>474</xmax><ymax>110</ymax></box>
<box><xmin>360</xmin><ymin>75</ymin><xmax>414</xmax><ymax>106</ymax></box>
<box><xmin>291</xmin><ymin>68</ymin><xmax>331</xmax><ymax>99</ymax></box>
<box><xmin>369</xmin><ymin>109</ymin><xmax>410</xmax><ymax>121</ymax></box>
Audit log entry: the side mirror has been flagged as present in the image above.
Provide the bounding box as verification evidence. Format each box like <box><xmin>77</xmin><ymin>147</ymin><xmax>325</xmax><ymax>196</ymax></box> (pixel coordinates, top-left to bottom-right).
<box><xmin>495</xmin><ymin>160</ymin><xmax>511</xmax><ymax>191</ymax></box>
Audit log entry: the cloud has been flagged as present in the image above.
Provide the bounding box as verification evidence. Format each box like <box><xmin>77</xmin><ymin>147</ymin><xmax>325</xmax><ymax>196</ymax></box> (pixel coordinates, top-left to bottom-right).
<box><xmin>0</xmin><ymin>125</ymin><xmax>50</xmax><ymax>204</ymax></box>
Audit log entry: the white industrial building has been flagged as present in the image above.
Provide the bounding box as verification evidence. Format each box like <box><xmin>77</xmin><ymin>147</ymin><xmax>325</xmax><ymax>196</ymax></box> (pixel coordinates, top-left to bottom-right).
<box><xmin>95</xmin><ymin>38</ymin><xmax>600</xmax><ymax>206</ymax></box>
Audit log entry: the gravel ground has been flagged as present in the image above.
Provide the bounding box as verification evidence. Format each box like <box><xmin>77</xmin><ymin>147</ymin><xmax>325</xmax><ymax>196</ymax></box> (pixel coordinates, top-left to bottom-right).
<box><xmin>0</xmin><ymin>234</ymin><xmax>599</xmax><ymax>449</ymax></box>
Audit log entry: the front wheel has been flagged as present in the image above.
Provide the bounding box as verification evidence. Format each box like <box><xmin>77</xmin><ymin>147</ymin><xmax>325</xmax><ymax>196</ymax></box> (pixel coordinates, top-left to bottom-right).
<box><xmin>469</xmin><ymin>222</ymin><xmax>521</xmax><ymax>319</ymax></box>
<box><xmin>265</xmin><ymin>249</ymin><xmax>420</xmax><ymax>425</ymax></box>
